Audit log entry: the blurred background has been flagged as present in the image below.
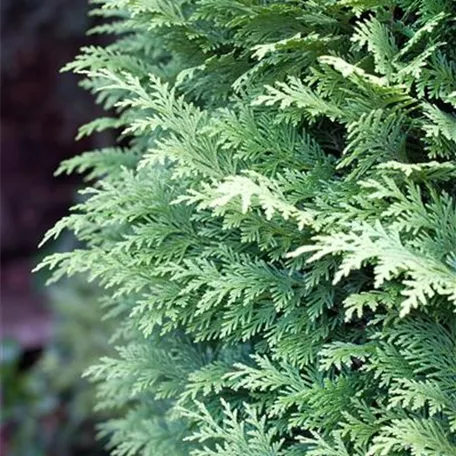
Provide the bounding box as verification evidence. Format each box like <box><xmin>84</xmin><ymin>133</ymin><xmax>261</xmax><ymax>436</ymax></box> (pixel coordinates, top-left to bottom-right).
<box><xmin>1</xmin><ymin>1</ymin><xmax>114</xmax><ymax>454</ymax></box>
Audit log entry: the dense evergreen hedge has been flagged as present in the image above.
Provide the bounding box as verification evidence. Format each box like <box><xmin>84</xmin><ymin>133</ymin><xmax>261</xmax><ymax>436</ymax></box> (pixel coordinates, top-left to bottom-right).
<box><xmin>39</xmin><ymin>0</ymin><xmax>456</xmax><ymax>454</ymax></box>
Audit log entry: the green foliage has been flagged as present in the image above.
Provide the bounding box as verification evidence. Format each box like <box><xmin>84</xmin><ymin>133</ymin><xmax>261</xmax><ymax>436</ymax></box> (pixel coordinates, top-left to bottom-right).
<box><xmin>1</xmin><ymin>276</ymin><xmax>112</xmax><ymax>455</ymax></box>
<box><xmin>39</xmin><ymin>0</ymin><xmax>456</xmax><ymax>454</ymax></box>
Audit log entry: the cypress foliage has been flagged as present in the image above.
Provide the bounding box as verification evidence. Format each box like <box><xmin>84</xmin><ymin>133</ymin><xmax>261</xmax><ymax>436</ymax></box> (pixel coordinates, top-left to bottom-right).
<box><xmin>38</xmin><ymin>0</ymin><xmax>456</xmax><ymax>454</ymax></box>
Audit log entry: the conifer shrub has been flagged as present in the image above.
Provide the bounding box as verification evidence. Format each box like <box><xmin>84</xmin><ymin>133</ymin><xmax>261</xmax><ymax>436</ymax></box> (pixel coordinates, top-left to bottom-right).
<box><xmin>38</xmin><ymin>0</ymin><xmax>456</xmax><ymax>454</ymax></box>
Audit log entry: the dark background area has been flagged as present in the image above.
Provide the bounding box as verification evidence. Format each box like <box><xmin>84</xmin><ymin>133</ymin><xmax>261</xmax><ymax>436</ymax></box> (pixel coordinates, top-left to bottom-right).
<box><xmin>1</xmin><ymin>0</ymin><xmax>106</xmax><ymax>347</ymax></box>
<box><xmin>1</xmin><ymin>1</ymin><xmax>112</xmax><ymax>453</ymax></box>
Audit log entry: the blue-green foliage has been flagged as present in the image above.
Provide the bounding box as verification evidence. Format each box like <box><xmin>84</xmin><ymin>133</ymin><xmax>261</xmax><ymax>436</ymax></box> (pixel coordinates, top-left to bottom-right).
<box><xmin>38</xmin><ymin>0</ymin><xmax>456</xmax><ymax>454</ymax></box>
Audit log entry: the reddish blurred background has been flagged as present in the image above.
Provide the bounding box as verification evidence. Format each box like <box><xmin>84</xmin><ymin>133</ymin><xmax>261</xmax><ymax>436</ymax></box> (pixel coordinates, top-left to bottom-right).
<box><xmin>1</xmin><ymin>0</ymin><xmax>105</xmax><ymax>349</ymax></box>
<box><xmin>1</xmin><ymin>1</ymin><xmax>111</xmax><ymax>453</ymax></box>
